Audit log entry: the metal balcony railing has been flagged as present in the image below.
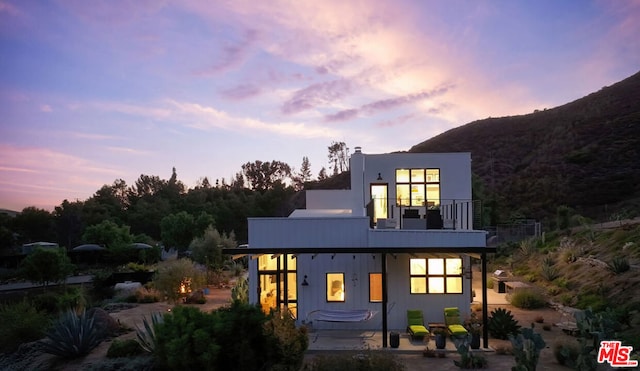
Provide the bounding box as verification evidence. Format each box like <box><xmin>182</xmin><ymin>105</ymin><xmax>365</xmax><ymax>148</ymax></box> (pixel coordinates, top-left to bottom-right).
<box><xmin>368</xmin><ymin>198</ymin><xmax>482</xmax><ymax>231</ymax></box>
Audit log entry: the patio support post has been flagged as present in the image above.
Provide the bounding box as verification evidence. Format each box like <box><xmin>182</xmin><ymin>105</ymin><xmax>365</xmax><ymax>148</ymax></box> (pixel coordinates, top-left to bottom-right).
<box><xmin>381</xmin><ymin>252</ymin><xmax>388</xmax><ymax>348</ymax></box>
<box><xmin>481</xmin><ymin>251</ymin><xmax>489</xmax><ymax>348</ymax></box>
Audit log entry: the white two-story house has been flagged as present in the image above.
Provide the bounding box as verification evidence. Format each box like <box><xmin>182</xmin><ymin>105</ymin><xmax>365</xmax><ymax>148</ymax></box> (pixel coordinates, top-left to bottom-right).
<box><xmin>226</xmin><ymin>148</ymin><xmax>495</xmax><ymax>347</ymax></box>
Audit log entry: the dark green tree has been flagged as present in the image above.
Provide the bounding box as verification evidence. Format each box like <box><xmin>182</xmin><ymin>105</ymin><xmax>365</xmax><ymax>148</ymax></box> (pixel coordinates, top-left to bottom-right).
<box><xmin>189</xmin><ymin>226</ymin><xmax>237</xmax><ymax>270</ymax></box>
<box><xmin>241</xmin><ymin>160</ymin><xmax>292</xmax><ymax>191</ymax></box>
<box><xmin>54</xmin><ymin>200</ymin><xmax>84</xmax><ymax>250</ymax></box>
<box><xmin>160</xmin><ymin>211</ymin><xmax>195</xmax><ymax>251</ymax></box>
<box><xmin>20</xmin><ymin>248</ymin><xmax>74</xmax><ymax>288</ymax></box>
<box><xmin>293</xmin><ymin>156</ymin><xmax>312</xmax><ymax>190</ymax></box>
<box><xmin>82</xmin><ymin>220</ymin><xmax>132</xmax><ymax>248</ymax></box>
<box><xmin>11</xmin><ymin>207</ymin><xmax>56</xmax><ymax>244</ymax></box>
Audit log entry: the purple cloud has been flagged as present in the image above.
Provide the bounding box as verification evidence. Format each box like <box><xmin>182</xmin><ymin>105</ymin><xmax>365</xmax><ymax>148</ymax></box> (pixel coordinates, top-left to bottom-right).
<box><xmin>323</xmin><ymin>84</ymin><xmax>454</xmax><ymax>122</ymax></box>
<box><xmin>375</xmin><ymin>113</ymin><xmax>417</xmax><ymax>128</ymax></box>
<box><xmin>193</xmin><ymin>29</ymin><xmax>259</xmax><ymax>76</ymax></box>
<box><xmin>362</xmin><ymin>84</ymin><xmax>452</xmax><ymax>113</ymax></box>
<box><xmin>219</xmin><ymin>84</ymin><xmax>262</xmax><ymax>100</ymax></box>
<box><xmin>281</xmin><ymin>78</ymin><xmax>354</xmax><ymax>115</ymax></box>
<box><xmin>324</xmin><ymin>108</ymin><xmax>359</xmax><ymax>122</ymax></box>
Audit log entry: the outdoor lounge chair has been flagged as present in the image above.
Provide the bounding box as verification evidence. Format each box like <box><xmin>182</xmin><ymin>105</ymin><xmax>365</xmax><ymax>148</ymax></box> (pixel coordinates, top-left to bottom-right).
<box><xmin>444</xmin><ymin>307</ymin><xmax>468</xmax><ymax>338</ymax></box>
<box><xmin>406</xmin><ymin>309</ymin><xmax>429</xmax><ymax>340</ymax></box>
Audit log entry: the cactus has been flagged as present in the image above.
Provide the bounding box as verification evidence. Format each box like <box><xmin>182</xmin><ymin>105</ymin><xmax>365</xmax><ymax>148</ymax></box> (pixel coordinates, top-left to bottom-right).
<box><xmin>489</xmin><ymin>308</ymin><xmax>521</xmax><ymax>340</ymax></box>
<box><xmin>572</xmin><ymin>308</ymin><xmax>619</xmax><ymax>371</ymax></box>
<box><xmin>454</xmin><ymin>339</ymin><xmax>488</xmax><ymax>369</ymax></box>
<box><xmin>40</xmin><ymin>308</ymin><xmax>103</xmax><ymax>358</ymax></box>
<box><xmin>510</xmin><ymin>325</ymin><xmax>546</xmax><ymax>371</ymax></box>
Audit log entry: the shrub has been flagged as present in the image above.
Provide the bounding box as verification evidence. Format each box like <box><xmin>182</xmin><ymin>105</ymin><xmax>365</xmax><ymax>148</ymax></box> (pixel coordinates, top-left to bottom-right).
<box><xmin>134</xmin><ymin>286</ymin><xmax>162</xmax><ymax>303</ymax></box>
<box><xmin>153</xmin><ymin>258</ymin><xmax>206</xmax><ymax>303</ymax></box>
<box><xmin>107</xmin><ymin>338</ymin><xmax>144</xmax><ymax>358</ymax></box>
<box><xmin>608</xmin><ymin>256</ymin><xmax>630</xmax><ymax>274</ymax></box>
<box><xmin>303</xmin><ymin>350</ymin><xmax>405</xmax><ymax>371</ymax></box>
<box><xmin>488</xmin><ymin>308</ymin><xmax>521</xmax><ymax>340</ymax></box>
<box><xmin>153</xmin><ymin>301</ymin><xmax>308</xmax><ymax>371</ymax></box>
<box><xmin>125</xmin><ymin>262</ymin><xmax>150</xmax><ymax>273</ymax></box>
<box><xmin>56</xmin><ymin>286</ymin><xmax>89</xmax><ymax>311</ymax></box>
<box><xmin>510</xmin><ymin>290</ymin><xmax>546</xmax><ymax>309</ymax></box>
<box><xmin>575</xmin><ymin>293</ymin><xmax>607</xmax><ymax>312</ymax></box>
<box><xmin>231</xmin><ymin>275</ymin><xmax>248</xmax><ymax>303</ymax></box>
<box><xmin>263</xmin><ymin>309</ymin><xmax>309</xmax><ymax>370</ymax></box>
<box><xmin>553</xmin><ymin>340</ymin><xmax>580</xmax><ymax>367</ymax></box>
<box><xmin>0</xmin><ymin>299</ymin><xmax>50</xmax><ymax>353</ymax></box>
<box><xmin>40</xmin><ymin>309</ymin><xmax>103</xmax><ymax>358</ymax></box>
<box><xmin>540</xmin><ymin>261</ymin><xmax>559</xmax><ymax>282</ymax></box>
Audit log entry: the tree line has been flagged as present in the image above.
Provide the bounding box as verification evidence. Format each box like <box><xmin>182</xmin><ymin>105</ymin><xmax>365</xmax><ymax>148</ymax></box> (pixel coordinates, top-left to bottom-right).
<box><xmin>0</xmin><ymin>142</ymin><xmax>351</xmax><ymax>253</ymax></box>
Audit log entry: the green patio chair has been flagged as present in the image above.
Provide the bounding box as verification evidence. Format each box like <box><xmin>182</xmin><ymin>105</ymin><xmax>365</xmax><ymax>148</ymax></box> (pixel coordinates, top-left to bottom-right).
<box><xmin>444</xmin><ymin>307</ymin><xmax>468</xmax><ymax>338</ymax></box>
<box><xmin>407</xmin><ymin>309</ymin><xmax>429</xmax><ymax>340</ymax></box>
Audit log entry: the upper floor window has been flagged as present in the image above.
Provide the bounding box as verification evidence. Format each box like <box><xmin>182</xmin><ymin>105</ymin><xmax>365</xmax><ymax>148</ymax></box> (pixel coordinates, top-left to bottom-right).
<box><xmin>410</xmin><ymin>258</ymin><xmax>462</xmax><ymax>294</ymax></box>
<box><xmin>396</xmin><ymin>169</ymin><xmax>440</xmax><ymax>207</ymax></box>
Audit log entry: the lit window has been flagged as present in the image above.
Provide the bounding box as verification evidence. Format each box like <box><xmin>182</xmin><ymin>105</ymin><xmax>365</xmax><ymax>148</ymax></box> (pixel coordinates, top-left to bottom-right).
<box><xmin>409</xmin><ymin>258</ymin><xmax>463</xmax><ymax>294</ymax></box>
<box><xmin>327</xmin><ymin>273</ymin><xmax>345</xmax><ymax>302</ymax></box>
<box><xmin>369</xmin><ymin>273</ymin><xmax>382</xmax><ymax>302</ymax></box>
<box><xmin>396</xmin><ymin>168</ymin><xmax>440</xmax><ymax>207</ymax></box>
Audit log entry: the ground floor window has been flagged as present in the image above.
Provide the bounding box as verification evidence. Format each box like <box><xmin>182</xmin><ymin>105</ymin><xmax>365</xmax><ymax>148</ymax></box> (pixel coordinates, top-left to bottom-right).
<box><xmin>326</xmin><ymin>273</ymin><xmax>345</xmax><ymax>302</ymax></box>
<box><xmin>410</xmin><ymin>257</ymin><xmax>463</xmax><ymax>294</ymax></box>
<box><xmin>369</xmin><ymin>273</ymin><xmax>382</xmax><ymax>302</ymax></box>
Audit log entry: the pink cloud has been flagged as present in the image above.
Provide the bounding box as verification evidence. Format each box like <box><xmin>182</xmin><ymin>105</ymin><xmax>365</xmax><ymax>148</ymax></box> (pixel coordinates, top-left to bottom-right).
<box><xmin>0</xmin><ymin>145</ymin><xmax>123</xmax><ymax>211</ymax></box>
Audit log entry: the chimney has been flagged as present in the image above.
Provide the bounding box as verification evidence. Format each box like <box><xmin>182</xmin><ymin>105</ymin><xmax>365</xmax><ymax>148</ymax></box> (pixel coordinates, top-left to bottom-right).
<box><xmin>350</xmin><ymin>146</ymin><xmax>365</xmax><ymax>216</ymax></box>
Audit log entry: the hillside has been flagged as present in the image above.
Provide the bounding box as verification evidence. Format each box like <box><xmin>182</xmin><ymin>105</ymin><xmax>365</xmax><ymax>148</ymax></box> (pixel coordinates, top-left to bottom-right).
<box><xmin>410</xmin><ymin>71</ymin><xmax>640</xmax><ymax>225</ymax></box>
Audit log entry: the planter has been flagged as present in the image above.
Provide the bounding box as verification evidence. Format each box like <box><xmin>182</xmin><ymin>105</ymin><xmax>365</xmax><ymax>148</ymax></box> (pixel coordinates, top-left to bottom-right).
<box><xmin>435</xmin><ymin>334</ymin><xmax>447</xmax><ymax>349</ymax></box>
<box><xmin>470</xmin><ymin>333</ymin><xmax>481</xmax><ymax>349</ymax></box>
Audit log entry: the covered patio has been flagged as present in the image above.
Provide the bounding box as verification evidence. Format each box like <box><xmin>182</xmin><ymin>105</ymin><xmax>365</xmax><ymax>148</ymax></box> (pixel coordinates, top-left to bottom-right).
<box><xmin>223</xmin><ymin>245</ymin><xmax>497</xmax><ymax>349</ymax></box>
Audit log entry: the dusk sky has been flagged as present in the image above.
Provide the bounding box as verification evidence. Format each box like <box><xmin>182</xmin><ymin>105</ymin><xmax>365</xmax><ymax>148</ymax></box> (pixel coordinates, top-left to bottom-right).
<box><xmin>1</xmin><ymin>0</ymin><xmax>639</xmax><ymax>212</ymax></box>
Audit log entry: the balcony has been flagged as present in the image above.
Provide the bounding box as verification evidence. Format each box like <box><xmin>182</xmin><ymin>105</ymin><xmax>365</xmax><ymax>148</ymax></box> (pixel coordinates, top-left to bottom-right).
<box><xmin>370</xmin><ymin>199</ymin><xmax>481</xmax><ymax>231</ymax></box>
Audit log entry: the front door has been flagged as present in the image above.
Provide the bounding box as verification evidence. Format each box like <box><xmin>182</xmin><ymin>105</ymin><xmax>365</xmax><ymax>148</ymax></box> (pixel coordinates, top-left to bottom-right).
<box><xmin>370</xmin><ymin>184</ymin><xmax>388</xmax><ymax>224</ymax></box>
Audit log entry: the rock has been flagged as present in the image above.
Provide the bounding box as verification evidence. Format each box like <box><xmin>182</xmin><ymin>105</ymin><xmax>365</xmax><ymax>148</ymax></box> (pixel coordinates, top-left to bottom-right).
<box><xmin>184</xmin><ymin>289</ymin><xmax>206</xmax><ymax>304</ymax></box>
<box><xmin>87</xmin><ymin>307</ymin><xmax>121</xmax><ymax>338</ymax></box>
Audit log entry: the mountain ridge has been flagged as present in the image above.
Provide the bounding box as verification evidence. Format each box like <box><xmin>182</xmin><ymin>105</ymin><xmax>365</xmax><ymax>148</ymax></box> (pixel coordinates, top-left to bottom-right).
<box><xmin>410</xmin><ymin>70</ymin><xmax>640</xmax><ymax>225</ymax></box>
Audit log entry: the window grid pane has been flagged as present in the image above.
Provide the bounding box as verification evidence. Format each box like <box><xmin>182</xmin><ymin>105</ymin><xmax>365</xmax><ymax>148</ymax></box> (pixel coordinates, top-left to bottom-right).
<box><xmin>395</xmin><ymin>168</ymin><xmax>440</xmax><ymax>207</ymax></box>
<box><xmin>410</xmin><ymin>258</ymin><xmax>463</xmax><ymax>295</ymax></box>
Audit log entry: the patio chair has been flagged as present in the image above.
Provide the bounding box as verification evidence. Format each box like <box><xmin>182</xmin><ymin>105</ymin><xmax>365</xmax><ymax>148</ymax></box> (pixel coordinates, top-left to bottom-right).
<box><xmin>443</xmin><ymin>307</ymin><xmax>468</xmax><ymax>338</ymax></box>
<box><xmin>406</xmin><ymin>309</ymin><xmax>429</xmax><ymax>340</ymax></box>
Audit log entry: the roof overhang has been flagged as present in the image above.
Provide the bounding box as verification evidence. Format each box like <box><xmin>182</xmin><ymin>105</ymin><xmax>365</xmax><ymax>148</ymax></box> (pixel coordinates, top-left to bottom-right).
<box><xmin>223</xmin><ymin>246</ymin><xmax>496</xmax><ymax>256</ymax></box>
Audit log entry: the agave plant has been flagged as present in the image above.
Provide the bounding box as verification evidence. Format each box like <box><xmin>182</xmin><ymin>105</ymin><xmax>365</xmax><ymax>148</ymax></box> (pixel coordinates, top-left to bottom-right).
<box><xmin>135</xmin><ymin>312</ymin><xmax>164</xmax><ymax>353</ymax></box>
<box><xmin>40</xmin><ymin>308</ymin><xmax>103</xmax><ymax>358</ymax></box>
<box><xmin>488</xmin><ymin>307</ymin><xmax>521</xmax><ymax>340</ymax></box>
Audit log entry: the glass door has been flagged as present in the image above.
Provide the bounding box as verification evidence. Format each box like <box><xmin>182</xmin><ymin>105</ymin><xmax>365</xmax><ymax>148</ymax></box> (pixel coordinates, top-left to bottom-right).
<box><xmin>370</xmin><ymin>184</ymin><xmax>388</xmax><ymax>224</ymax></box>
<box><xmin>257</xmin><ymin>254</ymin><xmax>297</xmax><ymax>317</ymax></box>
